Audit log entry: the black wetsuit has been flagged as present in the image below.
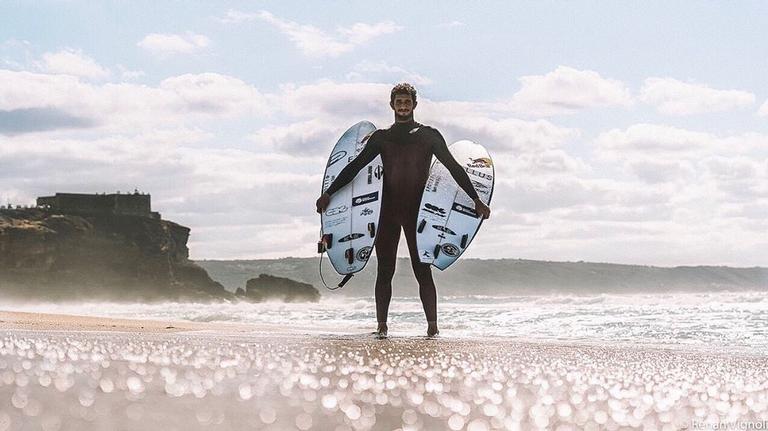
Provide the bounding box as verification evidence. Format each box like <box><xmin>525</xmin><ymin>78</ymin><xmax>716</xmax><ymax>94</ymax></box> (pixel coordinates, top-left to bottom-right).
<box><xmin>325</xmin><ymin>120</ymin><xmax>478</xmax><ymax>323</ymax></box>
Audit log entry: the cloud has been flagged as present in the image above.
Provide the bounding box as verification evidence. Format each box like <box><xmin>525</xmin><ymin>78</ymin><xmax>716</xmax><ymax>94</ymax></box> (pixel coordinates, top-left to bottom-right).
<box><xmin>759</xmin><ymin>99</ymin><xmax>768</xmax><ymax>117</ymax></box>
<box><xmin>1</xmin><ymin>39</ymin><xmax>35</xmax><ymax>71</ymax></box>
<box><xmin>0</xmin><ymin>69</ymin><xmax>268</xmax><ymax>133</ymax></box>
<box><xmin>626</xmin><ymin>159</ymin><xmax>696</xmax><ymax>184</ymax></box>
<box><xmin>39</xmin><ymin>48</ymin><xmax>110</xmax><ymax>80</ymax></box>
<box><xmin>595</xmin><ymin>123</ymin><xmax>716</xmax><ymax>157</ymax></box>
<box><xmin>504</xmin><ymin>150</ymin><xmax>592</xmax><ymax>176</ymax></box>
<box><xmin>509</xmin><ymin>66</ymin><xmax>633</xmax><ymax>116</ymax></box>
<box><xmin>251</xmin><ymin>11</ymin><xmax>401</xmax><ymax>58</ymax></box>
<box><xmin>593</xmin><ymin>124</ymin><xmax>768</xmax><ymax>210</ymax></box>
<box><xmin>159</xmin><ymin>73</ymin><xmax>266</xmax><ymax>116</ymax></box>
<box><xmin>0</xmin><ymin>107</ymin><xmax>96</xmax><ymax>135</ymax></box>
<box><xmin>346</xmin><ymin>60</ymin><xmax>432</xmax><ymax>85</ymax></box>
<box><xmin>640</xmin><ymin>77</ymin><xmax>755</xmax><ymax>115</ymax></box>
<box><xmin>437</xmin><ymin>21</ymin><xmax>465</xmax><ymax>28</ymax></box>
<box><xmin>278</xmin><ymin>81</ymin><xmax>391</xmax><ymax>119</ymax></box>
<box><xmin>249</xmin><ymin>119</ymin><xmax>343</xmax><ymax>155</ymax></box>
<box><xmin>117</xmin><ymin>65</ymin><xmax>145</xmax><ymax>81</ymax></box>
<box><xmin>216</xmin><ymin>9</ymin><xmax>261</xmax><ymax>24</ymax></box>
<box><xmin>426</xmin><ymin>114</ymin><xmax>580</xmax><ymax>153</ymax></box>
<box><xmin>137</xmin><ymin>32</ymin><xmax>210</xmax><ymax>55</ymax></box>
<box><xmin>336</xmin><ymin>22</ymin><xmax>401</xmax><ymax>45</ymax></box>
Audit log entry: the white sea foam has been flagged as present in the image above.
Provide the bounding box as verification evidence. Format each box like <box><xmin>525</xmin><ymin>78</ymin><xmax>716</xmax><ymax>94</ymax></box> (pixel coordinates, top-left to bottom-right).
<box><xmin>3</xmin><ymin>291</ymin><xmax>768</xmax><ymax>354</ymax></box>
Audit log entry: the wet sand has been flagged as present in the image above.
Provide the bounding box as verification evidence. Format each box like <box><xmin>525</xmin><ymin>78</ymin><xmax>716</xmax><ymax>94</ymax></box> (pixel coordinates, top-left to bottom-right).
<box><xmin>1</xmin><ymin>310</ymin><xmax>767</xmax><ymax>430</ymax></box>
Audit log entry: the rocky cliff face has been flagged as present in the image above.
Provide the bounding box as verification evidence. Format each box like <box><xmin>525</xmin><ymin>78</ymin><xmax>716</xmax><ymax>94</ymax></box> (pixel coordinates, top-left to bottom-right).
<box><xmin>0</xmin><ymin>208</ymin><xmax>232</xmax><ymax>301</ymax></box>
<box><xmin>244</xmin><ymin>274</ymin><xmax>320</xmax><ymax>302</ymax></box>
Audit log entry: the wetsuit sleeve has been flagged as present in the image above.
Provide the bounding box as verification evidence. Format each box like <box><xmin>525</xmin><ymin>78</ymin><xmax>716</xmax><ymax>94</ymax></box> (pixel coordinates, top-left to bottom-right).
<box><xmin>324</xmin><ymin>133</ymin><xmax>382</xmax><ymax>196</ymax></box>
<box><xmin>429</xmin><ymin>130</ymin><xmax>480</xmax><ymax>200</ymax></box>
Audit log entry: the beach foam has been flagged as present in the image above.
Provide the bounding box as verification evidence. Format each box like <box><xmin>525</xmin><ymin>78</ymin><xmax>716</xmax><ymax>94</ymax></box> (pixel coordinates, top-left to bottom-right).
<box><xmin>2</xmin><ymin>291</ymin><xmax>767</xmax><ymax>354</ymax></box>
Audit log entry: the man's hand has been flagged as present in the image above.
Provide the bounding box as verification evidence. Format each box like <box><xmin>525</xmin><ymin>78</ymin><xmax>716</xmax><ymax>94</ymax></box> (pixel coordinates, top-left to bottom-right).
<box><xmin>474</xmin><ymin>198</ymin><xmax>491</xmax><ymax>219</ymax></box>
<box><xmin>316</xmin><ymin>193</ymin><xmax>331</xmax><ymax>214</ymax></box>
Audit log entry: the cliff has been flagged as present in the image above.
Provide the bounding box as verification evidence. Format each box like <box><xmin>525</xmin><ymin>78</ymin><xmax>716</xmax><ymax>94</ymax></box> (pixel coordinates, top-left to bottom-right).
<box><xmin>0</xmin><ymin>208</ymin><xmax>232</xmax><ymax>302</ymax></box>
<box><xmin>244</xmin><ymin>274</ymin><xmax>320</xmax><ymax>302</ymax></box>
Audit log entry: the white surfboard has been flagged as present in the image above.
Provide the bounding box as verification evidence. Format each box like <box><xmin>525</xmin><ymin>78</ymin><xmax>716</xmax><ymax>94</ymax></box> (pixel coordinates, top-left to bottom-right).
<box><xmin>320</xmin><ymin>121</ymin><xmax>383</xmax><ymax>275</ymax></box>
<box><xmin>416</xmin><ymin>140</ymin><xmax>494</xmax><ymax>270</ymax></box>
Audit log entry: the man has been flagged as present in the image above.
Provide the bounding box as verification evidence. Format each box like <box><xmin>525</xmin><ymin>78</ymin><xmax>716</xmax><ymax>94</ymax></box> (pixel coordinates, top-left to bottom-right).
<box><xmin>316</xmin><ymin>83</ymin><xmax>490</xmax><ymax>337</ymax></box>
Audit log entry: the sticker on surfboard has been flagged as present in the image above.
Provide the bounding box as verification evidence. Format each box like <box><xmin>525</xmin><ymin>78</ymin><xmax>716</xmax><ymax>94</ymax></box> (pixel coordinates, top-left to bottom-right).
<box><xmin>416</xmin><ymin>140</ymin><xmax>494</xmax><ymax>270</ymax></box>
<box><xmin>320</xmin><ymin>121</ymin><xmax>382</xmax><ymax>275</ymax></box>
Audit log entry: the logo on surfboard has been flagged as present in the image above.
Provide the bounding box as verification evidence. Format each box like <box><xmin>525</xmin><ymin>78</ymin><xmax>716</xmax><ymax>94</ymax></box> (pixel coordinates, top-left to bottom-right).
<box><xmin>441</xmin><ymin>243</ymin><xmax>460</xmax><ymax>257</ymax></box>
<box><xmin>467</xmin><ymin>157</ymin><xmax>493</xmax><ymax>168</ymax></box>
<box><xmin>423</xmin><ymin>203</ymin><xmax>446</xmax><ymax>217</ymax></box>
<box><xmin>352</xmin><ymin>191</ymin><xmax>379</xmax><ymax>207</ymax></box>
<box><xmin>432</xmin><ymin>225</ymin><xmax>456</xmax><ymax>235</ymax></box>
<box><xmin>356</xmin><ymin>246</ymin><xmax>372</xmax><ymax>262</ymax></box>
<box><xmin>327</xmin><ymin>150</ymin><xmax>347</xmax><ymax>167</ymax></box>
<box><xmin>322</xmin><ymin>175</ymin><xmax>336</xmax><ymax>191</ymax></box>
<box><xmin>325</xmin><ymin>205</ymin><xmax>348</xmax><ymax>216</ymax></box>
<box><xmin>465</xmin><ymin>167</ymin><xmax>493</xmax><ymax>180</ymax></box>
<box><xmin>452</xmin><ymin>202</ymin><xmax>478</xmax><ymax>217</ymax></box>
<box><xmin>339</xmin><ymin>233</ymin><xmax>365</xmax><ymax>242</ymax></box>
<box><xmin>425</xmin><ymin>174</ymin><xmax>441</xmax><ymax>192</ymax></box>
<box><xmin>366</xmin><ymin>165</ymin><xmax>382</xmax><ymax>184</ymax></box>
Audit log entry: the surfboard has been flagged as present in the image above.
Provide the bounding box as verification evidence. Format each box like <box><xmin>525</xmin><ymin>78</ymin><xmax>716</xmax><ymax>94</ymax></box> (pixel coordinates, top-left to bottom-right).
<box><xmin>416</xmin><ymin>140</ymin><xmax>494</xmax><ymax>270</ymax></box>
<box><xmin>319</xmin><ymin>121</ymin><xmax>383</xmax><ymax>276</ymax></box>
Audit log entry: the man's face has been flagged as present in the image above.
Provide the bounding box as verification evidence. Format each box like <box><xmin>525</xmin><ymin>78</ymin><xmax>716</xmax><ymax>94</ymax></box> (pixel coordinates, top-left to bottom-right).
<box><xmin>391</xmin><ymin>93</ymin><xmax>415</xmax><ymax>119</ymax></box>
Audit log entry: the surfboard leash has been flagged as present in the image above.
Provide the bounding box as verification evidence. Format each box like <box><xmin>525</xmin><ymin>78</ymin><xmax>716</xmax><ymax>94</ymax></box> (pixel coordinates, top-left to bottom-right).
<box><xmin>318</xmin><ymin>246</ymin><xmax>354</xmax><ymax>290</ymax></box>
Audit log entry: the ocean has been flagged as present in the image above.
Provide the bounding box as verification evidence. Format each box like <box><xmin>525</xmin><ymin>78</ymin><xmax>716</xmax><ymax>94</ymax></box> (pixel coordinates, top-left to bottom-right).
<box><xmin>5</xmin><ymin>291</ymin><xmax>767</xmax><ymax>355</ymax></box>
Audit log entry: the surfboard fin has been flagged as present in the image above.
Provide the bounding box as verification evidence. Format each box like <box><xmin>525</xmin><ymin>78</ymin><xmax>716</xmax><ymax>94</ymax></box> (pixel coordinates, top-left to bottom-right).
<box><xmin>368</xmin><ymin>222</ymin><xmax>376</xmax><ymax>238</ymax></box>
<box><xmin>417</xmin><ymin>219</ymin><xmax>426</xmax><ymax>233</ymax></box>
<box><xmin>433</xmin><ymin>244</ymin><xmax>441</xmax><ymax>258</ymax></box>
<box><xmin>461</xmin><ymin>234</ymin><xmax>468</xmax><ymax>248</ymax></box>
<box><xmin>317</xmin><ymin>233</ymin><xmax>333</xmax><ymax>253</ymax></box>
<box><xmin>345</xmin><ymin>247</ymin><xmax>354</xmax><ymax>264</ymax></box>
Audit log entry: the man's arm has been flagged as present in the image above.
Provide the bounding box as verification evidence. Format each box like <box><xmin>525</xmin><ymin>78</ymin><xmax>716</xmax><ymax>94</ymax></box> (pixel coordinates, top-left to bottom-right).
<box><xmin>325</xmin><ymin>134</ymin><xmax>381</xmax><ymax>196</ymax></box>
<box><xmin>429</xmin><ymin>129</ymin><xmax>479</xmax><ymax>200</ymax></box>
<box><xmin>429</xmin><ymin>129</ymin><xmax>491</xmax><ymax>219</ymax></box>
<box><xmin>316</xmin><ymin>133</ymin><xmax>381</xmax><ymax>213</ymax></box>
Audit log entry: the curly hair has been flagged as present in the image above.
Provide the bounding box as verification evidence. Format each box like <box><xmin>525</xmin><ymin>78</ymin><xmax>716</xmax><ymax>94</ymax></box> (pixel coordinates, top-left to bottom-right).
<box><xmin>390</xmin><ymin>82</ymin><xmax>417</xmax><ymax>104</ymax></box>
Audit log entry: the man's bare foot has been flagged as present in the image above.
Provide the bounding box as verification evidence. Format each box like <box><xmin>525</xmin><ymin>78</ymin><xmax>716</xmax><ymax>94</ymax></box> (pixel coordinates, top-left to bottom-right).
<box><xmin>375</xmin><ymin>322</ymin><xmax>388</xmax><ymax>338</ymax></box>
<box><xmin>427</xmin><ymin>321</ymin><xmax>439</xmax><ymax>337</ymax></box>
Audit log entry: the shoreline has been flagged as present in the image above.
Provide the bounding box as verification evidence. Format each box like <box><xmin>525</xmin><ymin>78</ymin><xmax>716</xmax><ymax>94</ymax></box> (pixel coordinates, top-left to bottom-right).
<box><xmin>0</xmin><ymin>309</ymin><xmax>285</xmax><ymax>334</ymax></box>
<box><xmin>1</xmin><ymin>308</ymin><xmax>763</xmax><ymax>358</ymax></box>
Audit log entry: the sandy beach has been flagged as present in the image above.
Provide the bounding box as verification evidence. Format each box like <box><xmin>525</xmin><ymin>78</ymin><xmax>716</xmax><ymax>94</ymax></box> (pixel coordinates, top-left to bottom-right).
<box><xmin>1</xmin><ymin>310</ymin><xmax>767</xmax><ymax>431</ymax></box>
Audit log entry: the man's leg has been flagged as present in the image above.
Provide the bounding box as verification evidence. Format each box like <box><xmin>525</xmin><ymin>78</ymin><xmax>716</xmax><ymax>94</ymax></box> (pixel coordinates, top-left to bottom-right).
<box><xmin>402</xmin><ymin>216</ymin><xmax>439</xmax><ymax>336</ymax></box>
<box><xmin>374</xmin><ymin>210</ymin><xmax>400</xmax><ymax>335</ymax></box>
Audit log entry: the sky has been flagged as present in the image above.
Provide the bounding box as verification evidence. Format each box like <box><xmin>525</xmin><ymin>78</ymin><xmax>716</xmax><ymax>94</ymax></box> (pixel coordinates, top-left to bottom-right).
<box><xmin>1</xmin><ymin>1</ymin><xmax>767</xmax><ymax>266</ymax></box>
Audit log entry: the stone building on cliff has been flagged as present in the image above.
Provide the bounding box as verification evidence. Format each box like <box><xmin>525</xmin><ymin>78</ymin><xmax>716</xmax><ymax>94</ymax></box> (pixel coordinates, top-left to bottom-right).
<box><xmin>36</xmin><ymin>192</ymin><xmax>161</xmax><ymax>219</ymax></box>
